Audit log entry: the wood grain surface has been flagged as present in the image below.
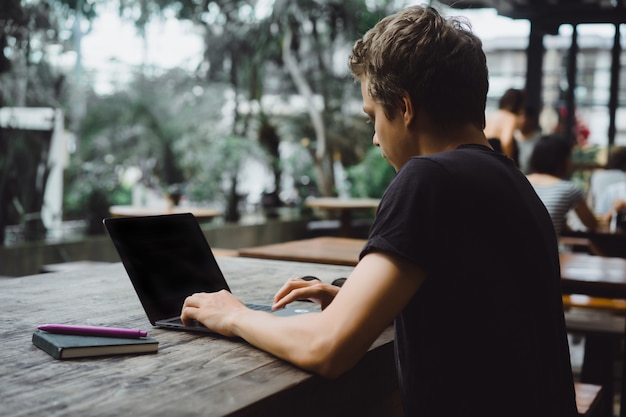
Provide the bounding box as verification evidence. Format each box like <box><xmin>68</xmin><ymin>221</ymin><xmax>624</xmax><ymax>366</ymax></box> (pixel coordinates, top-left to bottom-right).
<box><xmin>238</xmin><ymin>237</ymin><xmax>366</xmax><ymax>266</ymax></box>
<box><xmin>0</xmin><ymin>257</ymin><xmax>399</xmax><ymax>417</ymax></box>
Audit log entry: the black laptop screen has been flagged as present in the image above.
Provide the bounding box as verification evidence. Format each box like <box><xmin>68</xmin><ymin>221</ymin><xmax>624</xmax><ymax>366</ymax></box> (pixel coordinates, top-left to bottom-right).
<box><xmin>104</xmin><ymin>213</ymin><xmax>230</xmax><ymax>323</ymax></box>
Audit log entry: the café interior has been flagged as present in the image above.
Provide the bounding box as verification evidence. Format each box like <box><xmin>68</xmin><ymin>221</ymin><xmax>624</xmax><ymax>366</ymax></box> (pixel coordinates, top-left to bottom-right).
<box><xmin>2</xmin><ymin>1</ymin><xmax>626</xmax><ymax>416</ymax></box>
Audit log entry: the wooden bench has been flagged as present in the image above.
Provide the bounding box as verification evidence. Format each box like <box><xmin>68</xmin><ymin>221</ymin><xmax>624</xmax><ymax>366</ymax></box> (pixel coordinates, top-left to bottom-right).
<box><xmin>575</xmin><ymin>382</ymin><xmax>604</xmax><ymax>416</ymax></box>
<box><xmin>563</xmin><ymin>294</ymin><xmax>626</xmax><ymax>315</ymax></box>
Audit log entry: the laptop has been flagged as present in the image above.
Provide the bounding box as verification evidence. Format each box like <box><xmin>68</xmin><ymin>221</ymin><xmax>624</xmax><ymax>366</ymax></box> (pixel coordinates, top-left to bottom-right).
<box><xmin>103</xmin><ymin>213</ymin><xmax>314</xmax><ymax>333</ymax></box>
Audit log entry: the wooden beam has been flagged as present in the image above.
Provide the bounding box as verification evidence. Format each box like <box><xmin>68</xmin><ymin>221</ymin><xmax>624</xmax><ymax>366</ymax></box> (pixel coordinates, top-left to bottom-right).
<box><xmin>607</xmin><ymin>23</ymin><xmax>622</xmax><ymax>149</ymax></box>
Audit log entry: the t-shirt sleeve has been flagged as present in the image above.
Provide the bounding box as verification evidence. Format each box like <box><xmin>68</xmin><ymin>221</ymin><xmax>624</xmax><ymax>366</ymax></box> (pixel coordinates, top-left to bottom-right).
<box><xmin>567</xmin><ymin>182</ymin><xmax>586</xmax><ymax>207</ymax></box>
<box><xmin>359</xmin><ymin>158</ymin><xmax>450</xmax><ymax>272</ymax></box>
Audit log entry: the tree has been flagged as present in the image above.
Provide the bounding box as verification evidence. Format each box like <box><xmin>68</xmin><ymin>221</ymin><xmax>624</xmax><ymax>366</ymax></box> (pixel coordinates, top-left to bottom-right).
<box><xmin>0</xmin><ymin>0</ymin><xmax>96</xmax><ymax>243</ymax></box>
<box><xmin>268</xmin><ymin>0</ymin><xmax>390</xmax><ymax>196</ymax></box>
<box><xmin>0</xmin><ymin>0</ymin><xmax>97</xmax><ymax>102</ymax></box>
<box><xmin>76</xmin><ymin>68</ymin><xmax>230</xmax><ymax>199</ymax></box>
<box><xmin>94</xmin><ymin>0</ymin><xmax>396</xmax><ymax>210</ymax></box>
<box><xmin>117</xmin><ymin>0</ymin><xmax>280</xmax><ymax>216</ymax></box>
<box><xmin>120</xmin><ymin>0</ymin><xmax>392</xmax><ymax>200</ymax></box>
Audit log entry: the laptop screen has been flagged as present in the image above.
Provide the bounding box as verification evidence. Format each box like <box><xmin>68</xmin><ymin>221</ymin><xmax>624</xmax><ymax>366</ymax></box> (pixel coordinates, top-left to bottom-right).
<box><xmin>104</xmin><ymin>213</ymin><xmax>230</xmax><ymax>323</ymax></box>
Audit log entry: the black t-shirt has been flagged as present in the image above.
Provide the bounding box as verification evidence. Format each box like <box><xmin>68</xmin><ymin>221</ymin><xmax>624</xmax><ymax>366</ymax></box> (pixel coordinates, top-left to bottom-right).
<box><xmin>360</xmin><ymin>145</ymin><xmax>577</xmax><ymax>417</ymax></box>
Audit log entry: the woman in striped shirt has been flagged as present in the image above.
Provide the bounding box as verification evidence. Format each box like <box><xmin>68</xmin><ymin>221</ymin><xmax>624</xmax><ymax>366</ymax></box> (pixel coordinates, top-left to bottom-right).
<box><xmin>526</xmin><ymin>134</ymin><xmax>597</xmax><ymax>235</ymax></box>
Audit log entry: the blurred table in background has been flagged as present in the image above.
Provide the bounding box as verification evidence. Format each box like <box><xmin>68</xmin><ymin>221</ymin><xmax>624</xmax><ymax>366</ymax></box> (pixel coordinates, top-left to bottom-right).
<box><xmin>109</xmin><ymin>205</ymin><xmax>221</xmax><ymax>222</ymax></box>
<box><xmin>239</xmin><ymin>237</ymin><xmax>366</xmax><ymax>266</ymax></box>
<box><xmin>560</xmin><ymin>252</ymin><xmax>626</xmax><ymax>416</ymax></box>
<box><xmin>305</xmin><ymin>198</ymin><xmax>379</xmax><ymax>237</ymax></box>
<box><xmin>40</xmin><ymin>260</ymin><xmax>112</xmax><ymax>274</ymax></box>
<box><xmin>562</xmin><ymin>229</ymin><xmax>626</xmax><ymax>258</ymax></box>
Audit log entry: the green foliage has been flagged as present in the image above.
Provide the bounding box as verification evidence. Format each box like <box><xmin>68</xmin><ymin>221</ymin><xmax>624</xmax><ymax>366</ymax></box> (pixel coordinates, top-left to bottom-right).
<box><xmin>63</xmin><ymin>161</ymin><xmax>131</xmax><ymax>233</ymax></box>
<box><xmin>570</xmin><ymin>144</ymin><xmax>601</xmax><ymax>192</ymax></box>
<box><xmin>74</xmin><ymin>69</ymin><xmax>231</xmax><ymax>202</ymax></box>
<box><xmin>571</xmin><ymin>144</ymin><xmax>601</xmax><ymax>165</ymax></box>
<box><xmin>73</xmin><ymin>65</ymin><xmax>283</xmax><ymax>223</ymax></box>
<box><xmin>0</xmin><ymin>0</ymin><xmax>96</xmax><ymax>76</ymax></box>
<box><xmin>0</xmin><ymin>0</ymin><xmax>99</xmax><ymax>242</ymax></box>
<box><xmin>1</xmin><ymin>0</ymin><xmax>403</xmax><ymax>241</ymax></box>
<box><xmin>126</xmin><ymin>0</ymin><xmax>395</xmax><ymax>197</ymax></box>
<box><xmin>346</xmin><ymin>146</ymin><xmax>395</xmax><ymax>198</ymax></box>
<box><xmin>186</xmin><ymin>135</ymin><xmax>266</xmax><ymax>204</ymax></box>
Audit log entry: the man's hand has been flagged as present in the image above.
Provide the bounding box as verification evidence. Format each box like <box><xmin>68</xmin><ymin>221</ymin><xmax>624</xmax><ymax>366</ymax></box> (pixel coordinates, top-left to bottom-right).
<box><xmin>273</xmin><ymin>277</ymin><xmax>340</xmax><ymax>310</ymax></box>
<box><xmin>181</xmin><ymin>290</ymin><xmax>246</xmax><ymax>337</ymax></box>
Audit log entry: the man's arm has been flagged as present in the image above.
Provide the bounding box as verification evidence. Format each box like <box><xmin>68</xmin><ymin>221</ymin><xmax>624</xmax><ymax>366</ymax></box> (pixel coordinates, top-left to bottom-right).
<box><xmin>181</xmin><ymin>251</ymin><xmax>426</xmax><ymax>378</ymax></box>
<box><xmin>499</xmin><ymin>113</ymin><xmax>517</xmax><ymax>158</ymax></box>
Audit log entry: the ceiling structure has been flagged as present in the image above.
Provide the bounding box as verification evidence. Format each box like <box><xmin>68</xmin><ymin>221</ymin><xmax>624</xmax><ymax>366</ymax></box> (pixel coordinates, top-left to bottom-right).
<box><xmin>437</xmin><ymin>0</ymin><xmax>625</xmax><ymax>148</ymax></box>
<box><xmin>437</xmin><ymin>0</ymin><xmax>626</xmax><ymax>28</ymax></box>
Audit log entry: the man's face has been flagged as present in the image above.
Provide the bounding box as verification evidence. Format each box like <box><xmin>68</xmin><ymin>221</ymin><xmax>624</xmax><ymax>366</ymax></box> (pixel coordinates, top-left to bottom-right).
<box><xmin>360</xmin><ymin>78</ymin><xmax>414</xmax><ymax>172</ymax></box>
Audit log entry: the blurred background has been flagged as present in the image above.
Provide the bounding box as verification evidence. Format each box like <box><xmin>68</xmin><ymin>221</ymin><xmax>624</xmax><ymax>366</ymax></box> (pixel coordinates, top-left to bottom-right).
<box><xmin>0</xmin><ymin>0</ymin><xmax>624</xmax><ymax>247</ymax></box>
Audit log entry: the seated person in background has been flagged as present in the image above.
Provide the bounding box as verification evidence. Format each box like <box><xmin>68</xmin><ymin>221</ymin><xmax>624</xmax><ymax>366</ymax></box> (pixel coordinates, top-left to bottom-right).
<box><xmin>607</xmin><ymin>199</ymin><xmax>626</xmax><ymax>231</ymax></box>
<box><xmin>527</xmin><ymin>134</ymin><xmax>597</xmax><ymax>235</ymax></box>
<box><xmin>484</xmin><ymin>88</ymin><xmax>525</xmax><ymax>161</ymax></box>
<box><xmin>513</xmin><ymin>106</ymin><xmax>541</xmax><ymax>174</ymax></box>
<box><xmin>590</xmin><ymin>146</ymin><xmax>626</xmax><ymax>215</ymax></box>
<box><xmin>597</xmin><ymin>184</ymin><xmax>626</xmax><ymax>225</ymax></box>
<box><xmin>181</xmin><ymin>6</ymin><xmax>577</xmax><ymax>416</ymax></box>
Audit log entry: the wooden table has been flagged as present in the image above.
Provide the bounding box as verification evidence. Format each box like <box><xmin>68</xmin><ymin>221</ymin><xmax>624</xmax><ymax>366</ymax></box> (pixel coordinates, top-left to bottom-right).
<box><xmin>558</xmin><ymin>253</ymin><xmax>626</xmax><ymax>417</ymax></box>
<box><xmin>562</xmin><ymin>229</ymin><xmax>626</xmax><ymax>258</ymax></box>
<box><xmin>305</xmin><ymin>197</ymin><xmax>379</xmax><ymax>237</ymax></box>
<box><xmin>109</xmin><ymin>205</ymin><xmax>221</xmax><ymax>222</ymax></box>
<box><xmin>0</xmin><ymin>257</ymin><xmax>400</xmax><ymax>417</ymax></box>
<box><xmin>560</xmin><ymin>252</ymin><xmax>626</xmax><ymax>299</ymax></box>
<box><xmin>239</xmin><ymin>237</ymin><xmax>366</xmax><ymax>266</ymax></box>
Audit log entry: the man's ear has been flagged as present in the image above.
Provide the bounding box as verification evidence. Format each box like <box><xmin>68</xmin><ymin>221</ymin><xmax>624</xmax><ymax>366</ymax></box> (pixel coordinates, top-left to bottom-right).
<box><xmin>402</xmin><ymin>93</ymin><xmax>414</xmax><ymax>127</ymax></box>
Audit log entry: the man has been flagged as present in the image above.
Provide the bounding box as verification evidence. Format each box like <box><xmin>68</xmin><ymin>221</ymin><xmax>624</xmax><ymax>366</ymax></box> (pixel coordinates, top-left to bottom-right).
<box><xmin>182</xmin><ymin>6</ymin><xmax>577</xmax><ymax>416</ymax></box>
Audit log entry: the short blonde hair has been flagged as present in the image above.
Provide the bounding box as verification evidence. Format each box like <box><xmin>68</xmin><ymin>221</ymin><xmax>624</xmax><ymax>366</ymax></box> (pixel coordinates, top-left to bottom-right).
<box><xmin>349</xmin><ymin>5</ymin><xmax>488</xmax><ymax>130</ymax></box>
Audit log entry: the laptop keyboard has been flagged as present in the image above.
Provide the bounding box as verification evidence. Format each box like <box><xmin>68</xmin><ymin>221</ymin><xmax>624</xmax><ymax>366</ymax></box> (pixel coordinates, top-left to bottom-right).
<box><xmin>246</xmin><ymin>303</ymin><xmax>273</xmax><ymax>312</ymax></box>
<box><xmin>162</xmin><ymin>304</ymin><xmax>274</xmax><ymax>328</ymax></box>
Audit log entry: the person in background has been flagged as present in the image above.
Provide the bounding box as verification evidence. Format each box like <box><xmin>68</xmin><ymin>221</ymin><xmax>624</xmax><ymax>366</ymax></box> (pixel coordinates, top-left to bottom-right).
<box><xmin>484</xmin><ymin>87</ymin><xmax>525</xmax><ymax>161</ymax></box>
<box><xmin>527</xmin><ymin>134</ymin><xmax>597</xmax><ymax>235</ymax></box>
<box><xmin>181</xmin><ymin>6</ymin><xmax>577</xmax><ymax>416</ymax></box>
<box><xmin>513</xmin><ymin>106</ymin><xmax>542</xmax><ymax>174</ymax></box>
<box><xmin>605</xmin><ymin>199</ymin><xmax>626</xmax><ymax>232</ymax></box>
<box><xmin>589</xmin><ymin>146</ymin><xmax>626</xmax><ymax>215</ymax></box>
<box><xmin>597</xmin><ymin>184</ymin><xmax>626</xmax><ymax>226</ymax></box>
